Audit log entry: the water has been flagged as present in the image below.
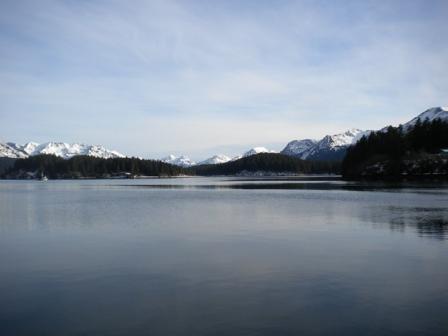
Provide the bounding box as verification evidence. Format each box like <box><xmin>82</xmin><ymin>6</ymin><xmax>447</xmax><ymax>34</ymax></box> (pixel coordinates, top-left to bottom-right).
<box><xmin>0</xmin><ymin>177</ymin><xmax>447</xmax><ymax>335</ymax></box>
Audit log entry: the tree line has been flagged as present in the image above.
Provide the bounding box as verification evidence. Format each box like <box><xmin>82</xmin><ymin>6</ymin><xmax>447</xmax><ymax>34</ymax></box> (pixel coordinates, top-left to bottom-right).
<box><xmin>342</xmin><ymin>118</ymin><xmax>448</xmax><ymax>177</ymax></box>
<box><xmin>2</xmin><ymin>152</ymin><xmax>341</xmax><ymax>179</ymax></box>
<box><xmin>3</xmin><ymin>155</ymin><xmax>188</xmax><ymax>179</ymax></box>
<box><xmin>189</xmin><ymin>153</ymin><xmax>341</xmax><ymax>175</ymax></box>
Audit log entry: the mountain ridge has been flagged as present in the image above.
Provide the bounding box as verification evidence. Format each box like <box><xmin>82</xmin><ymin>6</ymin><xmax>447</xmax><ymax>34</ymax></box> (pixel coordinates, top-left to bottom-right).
<box><xmin>281</xmin><ymin>106</ymin><xmax>448</xmax><ymax>161</ymax></box>
<box><xmin>0</xmin><ymin>142</ymin><xmax>124</xmax><ymax>159</ymax></box>
<box><xmin>282</xmin><ymin>129</ymin><xmax>371</xmax><ymax>161</ymax></box>
<box><xmin>2</xmin><ymin>107</ymin><xmax>447</xmax><ymax>164</ymax></box>
<box><xmin>160</xmin><ymin>155</ymin><xmax>196</xmax><ymax>167</ymax></box>
<box><xmin>197</xmin><ymin>154</ymin><xmax>232</xmax><ymax>165</ymax></box>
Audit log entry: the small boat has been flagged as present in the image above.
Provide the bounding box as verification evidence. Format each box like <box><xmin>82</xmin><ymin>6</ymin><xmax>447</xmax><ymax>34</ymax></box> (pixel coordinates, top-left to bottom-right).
<box><xmin>39</xmin><ymin>173</ymin><xmax>48</xmax><ymax>181</ymax></box>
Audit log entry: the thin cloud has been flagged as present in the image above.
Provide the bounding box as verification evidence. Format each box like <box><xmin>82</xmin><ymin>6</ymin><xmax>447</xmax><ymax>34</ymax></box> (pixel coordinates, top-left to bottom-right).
<box><xmin>0</xmin><ymin>0</ymin><xmax>447</xmax><ymax>158</ymax></box>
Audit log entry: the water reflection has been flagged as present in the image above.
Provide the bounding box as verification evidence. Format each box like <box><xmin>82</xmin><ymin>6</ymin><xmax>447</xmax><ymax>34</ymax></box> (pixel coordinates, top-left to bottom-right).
<box><xmin>0</xmin><ymin>178</ymin><xmax>447</xmax><ymax>335</ymax></box>
<box><xmin>116</xmin><ymin>179</ymin><xmax>448</xmax><ymax>193</ymax></box>
<box><xmin>111</xmin><ymin>179</ymin><xmax>448</xmax><ymax>240</ymax></box>
<box><xmin>378</xmin><ymin>207</ymin><xmax>448</xmax><ymax>240</ymax></box>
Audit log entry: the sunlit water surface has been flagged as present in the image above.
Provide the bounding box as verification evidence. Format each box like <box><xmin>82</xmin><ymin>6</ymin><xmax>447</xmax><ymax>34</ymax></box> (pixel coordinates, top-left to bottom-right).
<box><xmin>0</xmin><ymin>177</ymin><xmax>447</xmax><ymax>335</ymax></box>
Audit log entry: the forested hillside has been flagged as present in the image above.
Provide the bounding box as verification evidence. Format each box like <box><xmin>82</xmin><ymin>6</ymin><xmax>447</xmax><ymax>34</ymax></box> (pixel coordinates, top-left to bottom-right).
<box><xmin>2</xmin><ymin>155</ymin><xmax>187</xmax><ymax>179</ymax></box>
<box><xmin>190</xmin><ymin>153</ymin><xmax>340</xmax><ymax>175</ymax></box>
<box><xmin>0</xmin><ymin>157</ymin><xmax>16</xmax><ymax>174</ymax></box>
<box><xmin>342</xmin><ymin>119</ymin><xmax>448</xmax><ymax>178</ymax></box>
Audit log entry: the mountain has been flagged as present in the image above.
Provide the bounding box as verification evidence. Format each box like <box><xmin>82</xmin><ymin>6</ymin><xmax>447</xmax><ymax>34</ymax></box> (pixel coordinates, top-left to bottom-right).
<box><xmin>302</xmin><ymin>129</ymin><xmax>370</xmax><ymax>161</ymax></box>
<box><xmin>197</xmin><ymin>154</ymin><xmax>231</xmax><ymax>165</ymax></box>
<box><xmin>170</xmin><ymin>148</ymin><xmax>275</xmax><ymax>167</ymax></box>
<box><xmin>0</xmin><ymin>142</ymin><xmax>125</xmax><ymax>159</ymax></box>
<box><xmin>242</xmin><ymin>147</ymin><xmax>275</xmax><ymax>157</ymax></box>
<box><xmin>281</xmin><ymin>139</ymin><xmax>317</xmax><ymax>157</ymax></box>
<box><xmin>196</xmin><ymin>148</ymin><xmax>275</xmax><ymax>166</ymax></box>
<box><xmin>7</xmin><ymin>142</ymin><xmax>39</xmax><ymax>156</ymax></box>
<box><xmin>281</xmin><ymin>107</ymin><xmax>448</xmax><ymax>162</ymax></box>
<box><xmin>31</xmin><ymin>142</ymin><xmax>125</xmax><ymax>159</ymax></box>
<box><xmin>282</xmin><ymin>129</ymin><xmax>370</xmax><ymax>161</ymax></box>
<box><xmin>226</xmin><ymin>147</ymin><xmax>275</xmax><ymax>162</ymax></box>
<box><xmin>401</xmin><ymin>106</ymin><xmax>448</xmax><ymax>131</ymax></box>
<box><xmin>0</xmin><ymin>143</ymin><xmax>28</xmax><ymax>158</ymax></box>
<box><xmin>342</xmin><ymin>108</ymin><xmax>448</xmax><ymax>178</ymax></box>
<box><xmin>161</xmin><ymin>154</ymin><xmax>195</xmax><ymax>167</ymax></box>
<box><xmin>22</xmin><ymin>142</ymin><xmax>40</xmax><ymax>155</ymax></box>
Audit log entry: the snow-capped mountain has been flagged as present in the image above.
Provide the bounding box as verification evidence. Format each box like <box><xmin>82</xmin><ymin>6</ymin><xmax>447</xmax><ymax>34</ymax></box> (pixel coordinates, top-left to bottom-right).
<box><xmin>302</xmin><ymin>129</ymin><xmax>370</xmax><ymax>160</ymax></box>
<box><xmin>193</xmin><ymin>148</ymin><xmax>275</xmax><ymax>166</ymax></box>
<box><xmin>0</xmin><ymin>142</ymin><xmax>125</xmax><ymax>159</ymax></box>
<box><xmin>281</xmin><ymin>139</ymin><xmax>317</xmax><ymax>157</ymax></box>
<box><xmin>4</xmin><ymin>107</ymin><xmax>446</xmax><ymax>165</ymax></box>
<box><xmin>282</xmin><ymin>129</ymin><xmax>371</xmax><ymax>161</ymax></box>
<box><xmin>22</xmin><ymin>142</ymin><xmax>39</xmax><ymax>155</ymax></box>
<box><xmin>0</xmin><ymin>143</ymin><xmax>28</xmax><ymax>158</ymax></box>
<box><xmin>282</xmin><ymin>106</ymin><xmax>448</xmax><ymax>161</ymax></box>
<box><xmin>7</xmin><ymin>142</ymin><xmax>39</xmax><ymax>156</ymax></box>
<box><xmin>160</xmin><ymin>155</ymin><xmax>195</xmax><ymax>167</ymax></box>
<box><xmin>31</xmin><ymin>142</ymin><xmax>125</xmax><ymax>159</ymax></box>
<box><xmin>197</xmin><ymin>154</ymin><xmax>231</xmax><ymax>165</ymax></box>
<box><xmin>197</xmin><ymin>149</ymin><xmax>273</xmax><ymax>165</ymax></box>
<box><xmin>242</xmin><ymin>147</ymin><xmax>275</xmax><ymax>158</ymax></box>
<box><xmin>401</xmin><ymin>106</ymin><xmax>448</xmax><ymax>131</ymax></box>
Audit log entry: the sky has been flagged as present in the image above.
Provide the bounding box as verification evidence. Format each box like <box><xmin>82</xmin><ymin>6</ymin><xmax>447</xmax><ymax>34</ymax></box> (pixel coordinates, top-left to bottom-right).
<box><xmin>0</xmin><ymin>0</ymin><xmax>447</xmax><ymax>159</ymax></box>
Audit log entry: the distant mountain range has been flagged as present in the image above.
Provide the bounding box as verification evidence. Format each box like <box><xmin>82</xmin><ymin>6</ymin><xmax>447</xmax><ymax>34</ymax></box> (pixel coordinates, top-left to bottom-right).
<box><xmin>242</xmin><ymin>146</ymin><xmax>276</xmax><ymax>158</ymax></box>
<box><xmin>160</xmin><ymin>155</ymin><xmax>196</xmax><ymax>167</ymax></box>
<box><xmin>160</xmin><ymin>147</ymin><xmax>276</xmax><ymax>167</ymax></box>
<box><xmin>197</xmin><ymin>154</ymin><xmax>232</xmax><ymax>165</ymax></box>
<box><xmin>0</xmin><ymin>142</ymin><xmax>124</xmax><ymax>159</ymax></box>
<box><xmin>2</xmin><ymin>107</ymin><xmax>447</xmax><ymax>165</ymax></box>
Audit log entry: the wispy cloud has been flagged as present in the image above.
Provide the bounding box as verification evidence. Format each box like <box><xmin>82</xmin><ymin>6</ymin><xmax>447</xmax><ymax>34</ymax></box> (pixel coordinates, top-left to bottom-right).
<box><xmin>1</xmin><ymin>0</ymin><xmax>447</xmax><ymax>158</ymax></box>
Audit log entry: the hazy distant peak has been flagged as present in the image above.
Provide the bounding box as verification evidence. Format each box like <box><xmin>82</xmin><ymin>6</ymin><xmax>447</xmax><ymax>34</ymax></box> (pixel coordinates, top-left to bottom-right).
<box><xmin>198</xmin><ymin>154</ymin><xmax>232</xmax><ymax>165</ymax></box>
<box><xmin>242</xmin><ymin>147</ymin><xmax>276</xmax><ymax>157</ymax></box>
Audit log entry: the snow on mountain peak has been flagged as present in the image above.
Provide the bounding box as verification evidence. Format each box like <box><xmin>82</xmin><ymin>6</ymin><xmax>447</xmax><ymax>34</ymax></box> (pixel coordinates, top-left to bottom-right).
<box><xmin>161</xmin><ymin>154</ymin><xmax>195</xmax><ymax>167</ymax></box>
<box><xmin>0</xmin><ymin>143</ymin><xmax>28</xmax><ymax>158</ymax></box>
<box><xmin>198</xmin><ymin>154</ymin><xmax>231</xmax><ymax>165</ymax></box>
<box><xmin>32</xmin><ymin>142</ymin><xmax>125</xmax><ymax>159</ymax></box>
<box><xmin>0</xmin><ymin>141</ymin><xmax>125</xmax><ymax>159</ymax></box>
<box><xmin>162</xmin><ymin>154</ymin><xmax>177</xmax><ymax>161</ymax></box>
<box><xmin>320</xmin><ymin>129</ymin><xmax>366</xmax><ymax>149</ymax></box>
<box><xmin>281</xmin><ymin>139</ymin><xmax>317</xmax><ymax>157</ymax></box>
<box><xmin>288</xmin><ymin>129</ymin><xmax>370</xmax><ymax>160</ymax></box>
<box><xmin>402</xmin><ymin>106</ymin><xmax>448</xmax><ymax>130</ymax></box>
<box><xmin>242</xmin><ymin>147</ymin><xmax>275</xmax><ymax>157</ymax></box>
<box><xmin>22</xmin><ymin>142</ymin><xmax>39</xmax><ymax>155</ymax></box>
<box><xmin>83</xmin><ymin>144</ymin><xmax>124</xmax><ymax>159</ymax></box>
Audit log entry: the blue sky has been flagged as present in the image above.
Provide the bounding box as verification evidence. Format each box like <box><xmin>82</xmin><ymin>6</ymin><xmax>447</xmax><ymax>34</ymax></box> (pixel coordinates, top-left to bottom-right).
<box><xmin>0</xmin><ymin>0</ymin><xmax>447</xmax><ymax>159</ymax></box>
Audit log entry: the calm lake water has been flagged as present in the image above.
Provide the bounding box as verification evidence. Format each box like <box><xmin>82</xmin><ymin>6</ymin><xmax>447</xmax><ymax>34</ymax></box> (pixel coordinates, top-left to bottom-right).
<box><xmin>0</xmin><ymin>177</ymin><xmax>447</xmax><ymax>336</ymax></box>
